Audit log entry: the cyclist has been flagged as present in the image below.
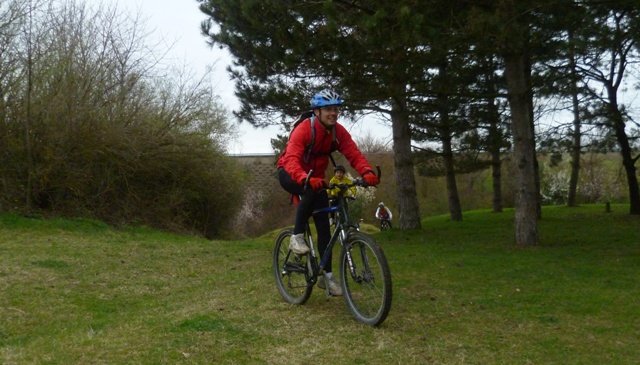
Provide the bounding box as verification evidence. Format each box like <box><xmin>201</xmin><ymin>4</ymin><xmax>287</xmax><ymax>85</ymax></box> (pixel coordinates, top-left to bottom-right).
<box><xmin>277</xmin><ymin>89</ymin><xmax>379</xmax><ymax>296</ymax></box>
<box><xmin>375</xmin><ymin>202</ymin><xmax>393</xmax><ymax>229</ymax></box>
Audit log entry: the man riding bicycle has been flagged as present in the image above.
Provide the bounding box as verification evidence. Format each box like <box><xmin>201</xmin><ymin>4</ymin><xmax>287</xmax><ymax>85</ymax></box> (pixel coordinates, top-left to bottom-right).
<box><xmin>277</xmin><ymin>89</ymin><xmax>379</xmax><ymax>296</ymax></box>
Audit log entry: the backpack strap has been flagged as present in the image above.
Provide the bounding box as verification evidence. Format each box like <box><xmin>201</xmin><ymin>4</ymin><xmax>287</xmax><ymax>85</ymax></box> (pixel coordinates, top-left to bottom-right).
<box><xmin>327</xmin><ymin>125</ymin><xmax>338</xmax><ymax>167</ymax></box>
<box><xmin>302</xmin><ymin>116</ymin><xmax>317</xmax><ymax>164</ymax></box>
<box><xmin>304</xmin><ymin>116</ymin><xmax>338</xmax><ymax>167</ymax></box>
<box><xmin>328</xmin><ymin>153</ymin><xmax>336</xmax><ymax>167</ymax></box>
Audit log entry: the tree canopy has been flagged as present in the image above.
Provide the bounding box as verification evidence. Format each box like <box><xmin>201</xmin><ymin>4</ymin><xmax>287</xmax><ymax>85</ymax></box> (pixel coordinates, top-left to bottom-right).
<box><xmin>199</xmin><ymin>0</ymin><xmax>640</xmax><ymax>244</ymax></box>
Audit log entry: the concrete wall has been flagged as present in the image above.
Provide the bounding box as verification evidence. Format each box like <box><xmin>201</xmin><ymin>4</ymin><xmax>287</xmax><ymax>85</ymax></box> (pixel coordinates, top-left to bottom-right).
<box><xmin>231</xmin><ymin>153</ymin><xmax>281</xmax><ymax>195</ymax></box>
<box><xmin>228</xmin><ymin>154</ymin><xmax>292</xmax><ymax>236</ymax></box>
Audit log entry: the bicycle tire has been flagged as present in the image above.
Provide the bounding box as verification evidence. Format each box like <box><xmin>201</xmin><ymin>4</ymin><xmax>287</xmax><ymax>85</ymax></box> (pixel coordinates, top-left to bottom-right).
<box><xmin>340</xmin><ymin>232</ymin><xmax>392</xmax><ymax>326</ymax></box>
<box><xmin>380</xmin><ymin>220</ymin><xmax>391</xmax><ymax>231</ymax></box>
<box><xmin>273</xmin><ymin>229</ymin><xmax>313</xmax><ymax>305</ymax></box>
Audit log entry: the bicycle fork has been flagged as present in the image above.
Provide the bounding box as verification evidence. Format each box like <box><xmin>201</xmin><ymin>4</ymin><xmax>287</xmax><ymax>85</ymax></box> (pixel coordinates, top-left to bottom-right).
<box><xmin>334</xmin><ymin>228</ymin><xmax>365</xmax><ymax>286</ymax></box>
<box><xmin>343</xmin><ymin>238</ymin><xmax>371</xmax><ymax>284</ymax></box>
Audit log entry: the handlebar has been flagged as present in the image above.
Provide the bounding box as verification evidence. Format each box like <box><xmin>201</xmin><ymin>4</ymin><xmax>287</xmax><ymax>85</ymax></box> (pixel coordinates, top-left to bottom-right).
<box><xmin>303</xmin><ymin>166</ymin><xmax>382</xmax><ymax>191</ymax></box>
<box><xmin>328</xmin><ymin>179</ymin><xmax>365</xmax><ymax>190</ymax></box>
<box><xmin>303</xmin><ymin>169</ymin><xmax>315</xmax><ymax>190</ymax></box>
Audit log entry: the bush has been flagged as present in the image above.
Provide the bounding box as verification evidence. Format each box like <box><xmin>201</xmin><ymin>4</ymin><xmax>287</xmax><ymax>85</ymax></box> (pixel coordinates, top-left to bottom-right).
<box><xmin>0</xmin><ymin>1</ymin><xmax>243</xmax><ymax>238</ymax></box>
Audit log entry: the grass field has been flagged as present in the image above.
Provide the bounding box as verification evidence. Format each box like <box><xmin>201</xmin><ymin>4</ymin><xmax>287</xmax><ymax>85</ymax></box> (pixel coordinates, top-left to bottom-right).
<box><xmin>1</xmin><ymin>204</ymin><xmax>638</xmax><ymax>364</ymax></box>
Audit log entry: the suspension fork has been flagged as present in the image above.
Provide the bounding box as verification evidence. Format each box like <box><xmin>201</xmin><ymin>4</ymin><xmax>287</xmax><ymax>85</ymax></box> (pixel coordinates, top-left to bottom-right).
<box><xmin>337</xmin><ymin>227</ymin><xmax>362</xmax><ymax>283</ymax></box>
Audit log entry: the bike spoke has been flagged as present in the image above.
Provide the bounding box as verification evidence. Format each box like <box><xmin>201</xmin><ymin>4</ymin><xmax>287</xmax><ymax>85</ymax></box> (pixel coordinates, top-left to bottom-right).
<box><xmin>341</xmin><ymin>232</ymin><xmax>392</xmax><ymax>326</ymax></box>
<box><xmin>273</xmin><ymin>229</ymin><xmax>313</xmax><ymax>305</ymax></box>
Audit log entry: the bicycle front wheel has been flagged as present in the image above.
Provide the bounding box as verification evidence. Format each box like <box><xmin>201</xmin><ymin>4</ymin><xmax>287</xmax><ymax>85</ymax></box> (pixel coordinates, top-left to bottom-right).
<box><xmin>340</xmin><ymin>232</ymin><xmax>392</xmax><ymax>326</ymax></box>
<box><xmin>273</xmin><ymin>229</ymin><xmax>313</xmax><ymax>305</ymax></box>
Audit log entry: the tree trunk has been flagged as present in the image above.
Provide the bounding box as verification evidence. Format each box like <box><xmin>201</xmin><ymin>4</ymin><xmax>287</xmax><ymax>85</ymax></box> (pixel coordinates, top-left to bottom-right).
<box><xmin>490</xmin><ymin>140</ymin><xmax>503</xmax><ymax>213</ymax></box>
<box><xmin>442</xmin><ymin>131</ymin><xmax>462</xmax><ymax>221</ymax></box>
<box><xmin>567</xmin><ymin>78</ymin><xmax>581</xmax><ymax>207</ymax></box>
<box><xmin>607</xmin><ymin>88</ymin><xmax>640</xmax><ymax>215</ymax></box>
<box><xmin>436</xmin><ymin>62</ymin><xmax>462</xmax><ymax>221</ymax></box>
<box><xmin>524</xmin><ymin>53</ymin><xmax>541</xmax><ymax>219</ymax></box>
<box><xmin>486</xmin><ymin>89</ymin><xmax>503</xmax><ymax>213</ymax></box>
<box><xmin>567</xmin><ymin>32</ymin><xmax>581</xmax><ymax>207</ymax></box>
<box><xmin>25</xmin><ymin>1</ymin><xmax>35</xmax><ymax>211</ymax></box>
<box><xmin>503</xmin><ymin>52</ymin><xmax>538</xmax><ymax>246</ymax></box>
<box><xmin>390</xmin><ymin>95</ymin><xmax>422</xmax><ymax>230</ymax></box>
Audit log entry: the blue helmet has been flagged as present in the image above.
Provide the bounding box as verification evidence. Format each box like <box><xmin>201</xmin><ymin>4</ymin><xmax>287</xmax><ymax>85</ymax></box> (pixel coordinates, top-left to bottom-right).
<box><xmin>310</xmin><ymin>89</ymin><xmax>344</xmax><ymax>109</ymax></box>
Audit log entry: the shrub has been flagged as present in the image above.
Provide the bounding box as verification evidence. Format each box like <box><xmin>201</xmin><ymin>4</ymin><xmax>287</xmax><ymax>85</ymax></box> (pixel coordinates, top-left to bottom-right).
<box><xmin>0</xmin><ymin>1</ymin><xmax>243</xmax><ymax>238</ymax></box>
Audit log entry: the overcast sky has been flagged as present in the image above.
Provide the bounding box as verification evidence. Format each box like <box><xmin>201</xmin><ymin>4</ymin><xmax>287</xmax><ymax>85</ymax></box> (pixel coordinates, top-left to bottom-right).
<box><xmin>85</xmin><ymin>0</ymin><xmax>392</xmax><ymax>155</ymax></box>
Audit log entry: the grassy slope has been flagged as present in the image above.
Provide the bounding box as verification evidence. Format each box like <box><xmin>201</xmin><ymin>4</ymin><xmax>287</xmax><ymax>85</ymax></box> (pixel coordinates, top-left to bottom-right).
<box><xmin>0</xmin><ymin>205</ymin><xmax>638</xmax><ymax>364</ymax></box>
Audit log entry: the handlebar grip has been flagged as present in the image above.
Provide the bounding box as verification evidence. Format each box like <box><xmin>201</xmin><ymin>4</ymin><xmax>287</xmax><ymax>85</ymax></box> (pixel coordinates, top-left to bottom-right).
<box><xmin>303</xmin><ymin>169</ymin><xmax>314</xmax><ymax>190</ymax></box>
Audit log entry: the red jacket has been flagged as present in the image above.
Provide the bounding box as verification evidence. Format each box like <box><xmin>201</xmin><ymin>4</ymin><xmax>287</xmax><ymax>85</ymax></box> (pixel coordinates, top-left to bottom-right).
<box><xmin>277</xmin><ymin>117</ymin><xmax>373</xmax><ymax>184</ymax></box>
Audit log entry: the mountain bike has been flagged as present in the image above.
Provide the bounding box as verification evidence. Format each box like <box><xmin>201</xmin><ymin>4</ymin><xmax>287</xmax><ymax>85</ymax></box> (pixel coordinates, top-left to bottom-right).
<box><xmin>273</xmin><ymin>169</ymin><xmax>392</xmax><ymax>326</ymax></box>
<box><xmin>379</xmin><ymin>218</ymin><xmax>392</xmax><ymax>231</ymax></box>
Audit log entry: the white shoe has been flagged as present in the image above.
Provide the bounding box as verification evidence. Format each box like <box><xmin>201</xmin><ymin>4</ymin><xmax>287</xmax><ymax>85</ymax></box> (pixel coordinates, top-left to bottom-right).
<box><xmin>289</xmin><ymin>233</ymin><xmax>309</xmax><ymax>255</ymax></box>
<box><xmin>318</xmin><ymin>275</ymin><xmax>343</xmax><ymax>296</ymax></box>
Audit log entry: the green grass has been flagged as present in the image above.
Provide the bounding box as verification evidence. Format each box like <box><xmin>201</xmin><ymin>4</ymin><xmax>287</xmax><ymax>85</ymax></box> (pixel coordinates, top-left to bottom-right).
<box><xmin>1</xmin><ymin>205</ymin><xmax>638</xmax><ymax>364</ymax></box>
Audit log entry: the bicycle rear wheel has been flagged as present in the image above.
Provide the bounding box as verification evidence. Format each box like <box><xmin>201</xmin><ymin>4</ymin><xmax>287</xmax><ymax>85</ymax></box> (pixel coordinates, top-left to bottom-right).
<box><xmin>340</xmin><ymin>232</ymin><xmax>392</xmax><ymax>326</ymax></box>
<box><xmin>273</xmin><ymin>229</ymin><xmax>313</xmax><ymax>305</ymax></box>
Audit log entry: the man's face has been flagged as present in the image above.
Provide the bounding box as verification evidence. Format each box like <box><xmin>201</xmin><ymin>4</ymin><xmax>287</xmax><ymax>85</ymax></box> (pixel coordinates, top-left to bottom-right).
<box><xmin>314</xmin><ymin>106</ymin><xmax>340</xmax><ymax>128</ymax></box>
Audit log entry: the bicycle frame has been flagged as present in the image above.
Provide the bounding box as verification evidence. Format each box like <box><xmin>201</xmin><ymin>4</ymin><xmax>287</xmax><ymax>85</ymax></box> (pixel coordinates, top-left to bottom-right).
<box><xmin>305</xmin><ymin>185</ymin><xmax>359</xmax><ymax>287</ymax></box>
<box><xmin>274</xmin><ymin>166</ymin><xmax>391</xmax><ymax>325</ymax></box>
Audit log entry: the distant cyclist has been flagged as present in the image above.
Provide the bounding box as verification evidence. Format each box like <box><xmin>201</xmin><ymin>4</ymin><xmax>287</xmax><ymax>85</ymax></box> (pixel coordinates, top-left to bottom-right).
<box><xmin>375</xmin><ymin>202</ymin><xmax>392</xmax><ymax>230</ymax></box>
<box><xmin>277</xmin><ymin>89</ymin><xmax>379</xmax><ymax>296</ymax></box>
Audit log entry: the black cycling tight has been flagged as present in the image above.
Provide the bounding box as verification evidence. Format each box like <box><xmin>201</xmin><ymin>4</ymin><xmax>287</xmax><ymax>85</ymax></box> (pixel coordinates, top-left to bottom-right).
<box><xmin>278</xmin><ymin>168</ymin><xmax>332</xmax><ymax>272</ymax></box>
